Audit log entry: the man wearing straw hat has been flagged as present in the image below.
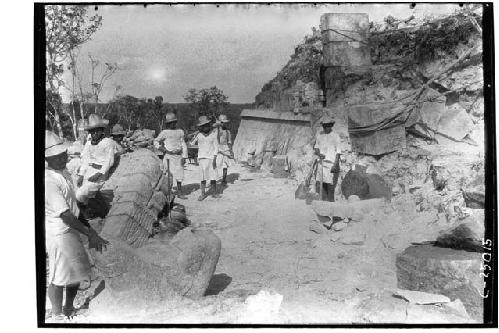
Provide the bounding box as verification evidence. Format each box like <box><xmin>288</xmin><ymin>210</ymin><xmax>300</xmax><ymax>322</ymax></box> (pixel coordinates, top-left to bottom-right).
<box><xmin>314</xmin><ymin>114</ymin><xmax>342</xmax><ymax>202</ymax></box>
<box><xmin>76</xmin><ymin>114</ymin><xmax>116</xmax><ymax>205</ymax></box>
<box><xmin>45</xmin><ymin>130</ymin><xmax>109</xmax><ymax>321</ymax></box>
<box><xmin>213</xmin><ymin>114</ymin><xmax>234</xmax><ymax>186</ymax></box>
<box><xmin>190</xmin><ymin>115</ymin><xmax>220</xmax><ymax>201</ymax></box>
<box><xmin>110</xmin><ymin>123</ymin><xmax>127</xmax><ymax>155</ymax></box>
<box><xmin>154</xmin><ymin>112</ymin><xmax>189</xmax><ymax>199</ymax></box>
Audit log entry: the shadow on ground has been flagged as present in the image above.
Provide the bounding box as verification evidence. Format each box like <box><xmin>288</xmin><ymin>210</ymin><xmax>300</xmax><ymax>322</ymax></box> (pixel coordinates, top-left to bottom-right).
<box><xmin>219</xmin><ymin>173</ymin><xmax>240</xmax><ymax>194</ymax></box>
<box><xmin>204</xmin><ymin>273</ymin><xmax>232</xmax><ymax>296</ymax></box>
<box><xmin>182</xmin><ymin>183</ymin><xmax>201</xmax><ymax>195</ymax></box>
<box><xmin>225</xmin><ymin>173</ymin><xmax>240</xmax><ymax>184</ymax></box>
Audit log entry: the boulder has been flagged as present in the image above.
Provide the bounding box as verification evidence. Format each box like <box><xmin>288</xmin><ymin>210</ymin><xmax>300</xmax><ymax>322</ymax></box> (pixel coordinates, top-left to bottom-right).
<box><xmin>437</xmin><ymin>104</ymin><xmax>474</xmax><ymax>141</ymax></box>
<box><xmin>341</xmin><ymin>169</ymin><xmax>391</xmax><ymax>200</ymax></box>
<box><xmin>364</xmin><ymin>173</ymin><xmax>392</xmax><ymax>200</ymax></box>
<box><xmin>435</xmin><ymin>214</ymin><xmax>485</xmax><ymax>252</ymax></box>
<box><xmin>341</xmin><ymin>170</ymin><xmax>370</xmax><ymax>199</ymax></box>
<box><xmin>92</xmin><ymin>228</ymin><xmax>221</xmax><ymax>300</ymax></box>
<box><xmin>396</xmin><ymin>244</ymin><xmax>484</xmax><ymax>321</ymax></box>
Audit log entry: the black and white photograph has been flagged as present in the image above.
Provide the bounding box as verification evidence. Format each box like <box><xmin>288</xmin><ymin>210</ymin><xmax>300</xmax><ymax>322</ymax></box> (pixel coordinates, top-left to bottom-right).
<box><xmin>33</xmin><ymin>1</ymin><xmax>496</xmax><ymax>327</ymax></box>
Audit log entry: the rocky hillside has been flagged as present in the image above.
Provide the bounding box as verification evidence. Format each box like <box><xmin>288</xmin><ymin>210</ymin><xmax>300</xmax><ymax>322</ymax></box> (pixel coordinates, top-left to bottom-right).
<box><xmin>245</xmin><ymin>7</ymin><xmax>486</xmax><ymax>218</ymax></box>
<box><xmin>254</xmin><ymin>29</ymin><xmax>323</xmax><ymax>110</ymax></box>
<box><xmin>255</xmin><ymin>8</ymin><xmax>484</xmax><ymax>127</ymax></box>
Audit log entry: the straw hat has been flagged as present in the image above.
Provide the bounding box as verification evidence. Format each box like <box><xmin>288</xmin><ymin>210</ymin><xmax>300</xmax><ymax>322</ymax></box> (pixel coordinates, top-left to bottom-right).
<box><xmin>165</xmin><ymin>113</ymin><xmax>177</xmax><ymax>123</ymax></box>
<box><xmin>196</xmin><ymin>115</ymin><xmax>211</xmax><ymax>127</ymax></box>
<box><xmin>84</xmin><ymin>114</ymin><xmax>109</xmax><ymax>130</ymax></box>
<box><xmin>319</xmin><ymin>114</ymin><xmax>335</xmax><ymax>125</ymax></box>
<box><xmin>111</xmin><ymin>124</ymin><xmax>126</xmax><ymax>136</ymax></box>
<box><xmin>218</xmin><ymin>114</ymin><xmax>230</xmax><ymax>123</ymax></box>
<box><xmin>45</xmin><ymin>130</ymin><xmax>69</xmax><ymax>157</ymax></box>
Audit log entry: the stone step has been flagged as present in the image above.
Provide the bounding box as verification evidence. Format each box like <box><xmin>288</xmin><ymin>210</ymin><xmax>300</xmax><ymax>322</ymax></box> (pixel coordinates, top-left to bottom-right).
<box><xmin>311</xmin><ymin>197</ymin><xmax>384</xmax><ymax>219</ymax></box>
<box><xmin>396</xmin><ymin>244</ymin><xmax>484</xmax><ymax>322</ymax></box>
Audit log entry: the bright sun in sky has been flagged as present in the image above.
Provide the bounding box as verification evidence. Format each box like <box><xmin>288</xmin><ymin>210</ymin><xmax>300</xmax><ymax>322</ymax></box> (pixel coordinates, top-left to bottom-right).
<box><xmin>150</xmin><ymin>68</ymin><xmax>167</xmax><ymax>83</ymax></box>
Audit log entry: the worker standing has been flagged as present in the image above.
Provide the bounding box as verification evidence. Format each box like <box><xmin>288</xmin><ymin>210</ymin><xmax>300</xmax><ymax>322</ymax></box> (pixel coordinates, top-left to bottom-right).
<box><xmin>313</xmin><ymin>114</ymin><xmax>342</xmax><ymax>201</ymax></box>
<box><xmin>190</xmin><ymin>115</ymin><xmax>220</xmax><ymax>201</ymax></box>
<box><xmin>154</xmin><ymin>113</ymin><xmax>189</xmax><ymax>199</ymax></box>
<box><xmin>76</xmin><ymin>114</ymin><xmax>116</xmax><ymax>205</ymax></box>
<box><xmin>214</xmin><ymin>114</ymin><xmax>234</xmax><ymax>186</ymax></box>
<box><xmin>45</xmin><ymin>130</ymin><xmax>109</xmax><ymax>322</ymax></box>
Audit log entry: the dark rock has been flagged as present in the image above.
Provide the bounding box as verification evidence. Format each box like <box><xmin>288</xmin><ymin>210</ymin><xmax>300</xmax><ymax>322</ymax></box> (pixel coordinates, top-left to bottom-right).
<box><xmin>341</xmin><ymin>170</ymin><xmax>370</xmax><ymax>199</ymax></box>
<box><xmin>463</xmin><ymin>189</ymin><xmax>485</xmax><ymax>209</ymax></box>
<box><xmin>365</xmin><ymin>173</ymin><xmax>392</xmax><ymax>200</ymax></box>
<box><xmin>341</xmin><ymin>169</ymin><xmax>391</xmax><ymax>200</ymax></box>
<box><xmin>396</xmin><ymin>245</ymin><xmax>484</xmax><ymax>322</ymax></box>
<box><xmin>435</xmin><ymin>214</ymin><xmax>484</xmax><ymax>252</ymax></box>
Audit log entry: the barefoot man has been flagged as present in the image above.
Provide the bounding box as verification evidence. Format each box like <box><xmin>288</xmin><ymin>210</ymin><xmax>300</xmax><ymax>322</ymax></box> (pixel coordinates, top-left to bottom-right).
<box><xmin>45</xmin><ymin>130</ymin><xmax>108</xmax><ymax>322</ymax></box>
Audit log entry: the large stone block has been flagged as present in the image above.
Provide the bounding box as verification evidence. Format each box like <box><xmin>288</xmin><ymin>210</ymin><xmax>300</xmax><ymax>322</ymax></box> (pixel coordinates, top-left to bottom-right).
<box><xmin>320</xmin><ymin>13</ymin><xmax>371</xmax><ymax>67</ymax></box>
<box><xmin>348</xmin><ymin>102</ymin><xmax>407</xmax><ymax>155</ymax></box>
<box><xmin>437</xmin><ymin>104</ymin><xmax>474</xmax><ymax>141</ymax></box>
<box><xmin>396</xmin><ymin>245</ymin><xmax>484</xmax><ymax>322</ymax></box>
<box><xmin>341</xmin><ymin>170</ymin><xmax>391</xmax><ymax>200</ymax></box>
<box><xmin>92</xmin><ymin>228</ymin><xmax>221</xmax><ymax>300</ymax></box>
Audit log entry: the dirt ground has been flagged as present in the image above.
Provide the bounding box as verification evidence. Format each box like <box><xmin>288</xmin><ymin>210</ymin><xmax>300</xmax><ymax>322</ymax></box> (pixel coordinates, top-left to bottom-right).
<box><xmin>62</xmin><ymin>152</ymin><xmax>477</xmax><ymax>324</ymax></box>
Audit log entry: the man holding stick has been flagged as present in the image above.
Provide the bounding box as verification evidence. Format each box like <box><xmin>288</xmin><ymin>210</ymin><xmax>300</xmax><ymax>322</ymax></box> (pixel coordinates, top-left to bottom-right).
<box><xmin>314</xmin><ymin>114</ymin><xmax>342</xmax><ymax>202</ymax></box>
<box><xmin>214</xmin><ymin>114</ymin><xmax>234</xmax><ymax>187</ymax></box>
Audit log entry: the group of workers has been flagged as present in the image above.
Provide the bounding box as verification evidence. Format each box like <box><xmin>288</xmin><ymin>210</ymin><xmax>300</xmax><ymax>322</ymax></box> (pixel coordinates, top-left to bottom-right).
<box><xmin>44</xmin><ymin>109</ymin><xmax>340</xmax><ymax>322</ymax></box>
<box><xmin>44</xmin><ymin>111</ymin><xmax>234</xmax><ymax>321</ymax></box>
<box><xmin>154</xmin><ymin>112</ymin><xmax>234</xmax><ymax>201</ymax></box>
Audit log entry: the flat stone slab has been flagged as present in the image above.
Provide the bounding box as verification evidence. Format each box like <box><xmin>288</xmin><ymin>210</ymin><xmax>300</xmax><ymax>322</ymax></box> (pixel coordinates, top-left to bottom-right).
<box><xmin>311</xmin><ymin>198</ymin><xmax>384</xmax><ymax>219</ymax></box>
<box><xmin>394</xmin><ymin>288</ymin><xmax>451</xmax><ymax>305</ymax></box>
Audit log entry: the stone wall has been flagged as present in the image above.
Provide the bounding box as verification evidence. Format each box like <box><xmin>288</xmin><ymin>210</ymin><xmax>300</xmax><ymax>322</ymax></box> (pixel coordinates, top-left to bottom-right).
<box><xmin>233</xmin><ymin>109</ymin><xmax>315</xmax><ymax>181</ymax></box>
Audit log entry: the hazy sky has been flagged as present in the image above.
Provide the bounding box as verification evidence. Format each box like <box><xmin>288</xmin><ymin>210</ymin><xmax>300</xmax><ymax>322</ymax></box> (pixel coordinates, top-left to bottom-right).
<box><xmin>61</xmin><ymin>3</ymin><xmax>460</xmax><ymax>103</ymax></box>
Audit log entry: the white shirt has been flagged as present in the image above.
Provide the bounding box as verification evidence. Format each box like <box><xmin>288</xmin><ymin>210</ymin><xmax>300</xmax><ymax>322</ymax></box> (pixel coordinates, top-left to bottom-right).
<box><xmin>190</xmin><ymin>131</ymin><xmax>218</xmax><ymax>159</ymax></box>
<box><xmin>79</xmin><ymin>137</ymin><xmax>116</xmax><ymax>178</ymax></box>
<box><xmin>217</xmin><ymin>128</ymin><xmax>232</xmax><ymax>153</ymax></box>
<box><xmin>155</xmin><ymin>129</ymin><xmax>188</xmax><ymax>158</ymax></box>
<box><xmin>45</xmin><ymin>168</ymin><xmax>80</xmax><ymax>238</ymax></box>
<box><xmin>66</xmin><ymin>157</ymin><xmax>81</xmax><ymax>176</ymax></box>
<box><xmin>314</xmin><ymin>130</ymin><xmax>341</xmax><ymax>163</ymax></box>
